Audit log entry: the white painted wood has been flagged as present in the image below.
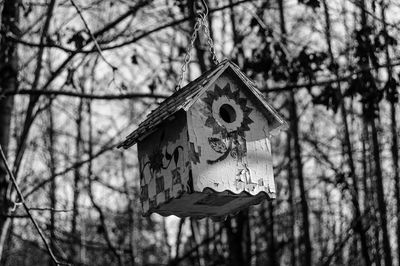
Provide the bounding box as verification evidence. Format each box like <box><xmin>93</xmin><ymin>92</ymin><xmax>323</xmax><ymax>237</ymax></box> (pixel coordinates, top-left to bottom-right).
<box><xmin>187</xmin><ymin>71</ymin><xmax>276</xmax><ymax>199</ymax></box>
<box><xmin>136</xmin><ymin>67</ymin><xmax>280</xmax><ymax>218</ymax></box>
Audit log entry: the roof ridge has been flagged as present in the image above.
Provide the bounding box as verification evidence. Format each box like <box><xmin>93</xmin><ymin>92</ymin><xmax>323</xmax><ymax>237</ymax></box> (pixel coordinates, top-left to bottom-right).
<box><xmin>119</xmin><ymin>61</ymin><xmax>231</xmax><ymax>148</ymax></box>
<box><xmin>118</xmin><ymin>59</ymin><xmax>286</xmax><ymax>149</ymax></box>
<box><xmin>225</xmin><ymin>63</ymin><xmax>287</xmax><ymax>132</ymax></box>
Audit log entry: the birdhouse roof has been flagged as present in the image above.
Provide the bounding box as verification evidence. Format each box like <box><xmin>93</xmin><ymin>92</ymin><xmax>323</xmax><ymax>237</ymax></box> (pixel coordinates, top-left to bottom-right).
<box><xmin>118</xmin><ymin>59</ymin><xmax>287</xmax><ymax>149</ymax></box>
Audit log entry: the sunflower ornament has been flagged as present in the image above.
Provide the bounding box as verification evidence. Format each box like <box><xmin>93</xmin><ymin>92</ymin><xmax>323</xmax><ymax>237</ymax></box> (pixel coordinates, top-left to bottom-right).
<box><xmin>203</xmin><ymin>84</ymin><xmax>254</xmax><ymax>164</ymax></box>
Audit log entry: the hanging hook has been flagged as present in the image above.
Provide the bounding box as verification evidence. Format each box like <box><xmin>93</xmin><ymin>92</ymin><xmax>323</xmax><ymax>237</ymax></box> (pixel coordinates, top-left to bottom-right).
<box><xmin>193</xmin><ymin>0</ymin><xmax>208</xmax><ymax>17</ymax></box>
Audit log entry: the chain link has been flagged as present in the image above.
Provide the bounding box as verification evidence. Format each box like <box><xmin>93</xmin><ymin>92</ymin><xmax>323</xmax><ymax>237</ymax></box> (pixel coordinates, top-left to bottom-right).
<box><xmin>200</xmin><ymin>14</ymin><xmax>219</xmax><ymax>66</ymax></box>
<box><xmin>176</xmin><ymin>10</ymin><xmax>220</xmax><ymax>91</ymax></box>
<box><xmin>176</xmin><ymin>17</ymin><xmax>202</xmax><ymax>91</ymax></box>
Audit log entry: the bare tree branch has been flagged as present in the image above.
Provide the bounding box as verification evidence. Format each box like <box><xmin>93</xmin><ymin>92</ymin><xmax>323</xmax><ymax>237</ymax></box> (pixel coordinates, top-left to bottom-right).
<box><xmin>23</xmin><ymin>143</ymin><xmax>116</xmax><ymax>199</ymax></box>
<box><xmin>0</xmin><ymin>146</ymin><xmax>69</xmax><ymax>266</ymax></box>
<box><xmin>1</xmin><ymin>0</ymin><xmax>253</xmax><ymax>55</ymax></box>
<box><xmin>28</xmin><ymin>207</ymin><xmax>73</xmax><ymax>212</ymax></box>
<box><xmin>4</xmin><ymin>89</ymin><xmax>169</xmax><ymax>100</ymax></box>
<box><xmin>69</xmin><ymin>0</ymin><xmax>117</xmax><ymax>71</ymax></box>
<box><xmin>262</xmin><ymin>58</ymin><xmax>400</xmax><ymax>92</ymax></box>
<box><xmin>3</xmin><ymin>58</ymin><xmax>400</xmax><ymax>102</ymax></box>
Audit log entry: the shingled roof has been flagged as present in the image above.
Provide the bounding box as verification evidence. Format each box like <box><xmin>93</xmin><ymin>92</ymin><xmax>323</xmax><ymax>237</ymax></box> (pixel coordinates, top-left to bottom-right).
<box><xmin>118</xmin><ymin>59</ymin><xmax>286</xmax><ymax>149</ymax></box>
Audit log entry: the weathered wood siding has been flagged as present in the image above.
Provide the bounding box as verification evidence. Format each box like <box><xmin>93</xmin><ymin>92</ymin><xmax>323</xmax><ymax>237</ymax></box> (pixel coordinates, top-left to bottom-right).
<box><xmin>137</xmin><ymin>111</ymin><xmax>190</xmax><ymax>214</ymax></box>
<box><xmin>187</xmin><ymin>70</ymin><xmax>276</xmax><ymax>199</ymax></box>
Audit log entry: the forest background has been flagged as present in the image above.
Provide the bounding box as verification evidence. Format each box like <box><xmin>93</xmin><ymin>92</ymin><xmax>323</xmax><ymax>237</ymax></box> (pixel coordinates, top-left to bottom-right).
<box><xmin>0</xmin><ymin>0</ymin><xmax>400</xmax><ymax>265</ymax></box>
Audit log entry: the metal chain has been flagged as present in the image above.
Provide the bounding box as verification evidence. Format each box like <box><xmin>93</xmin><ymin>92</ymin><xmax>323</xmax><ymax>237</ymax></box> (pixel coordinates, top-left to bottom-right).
<box><xmin>176</xmin><ymin>3</ymin><xmax>220</xmax><ymax>91</ymax></box>
<box><xmin>200</xmin><ymin>14</ymin><xmax>219</xmax><ymax>66</ymax></box>
<box><xmin>176</xmin><ymin>17</ymin><xmax>202</xmax><ymax>91</ymax></box>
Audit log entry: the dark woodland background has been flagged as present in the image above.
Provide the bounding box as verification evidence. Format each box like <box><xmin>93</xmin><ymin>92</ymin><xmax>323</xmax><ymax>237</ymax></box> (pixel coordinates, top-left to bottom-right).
<box><xmin>0</xmin><ymin>0</ymin><xmax>400</xmax><ymax>265</ymax></box>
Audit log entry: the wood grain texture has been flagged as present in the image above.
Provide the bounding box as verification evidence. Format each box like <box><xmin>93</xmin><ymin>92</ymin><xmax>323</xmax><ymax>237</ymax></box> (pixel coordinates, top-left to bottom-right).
<box><xmin>188</xmin><ymin>70</ymin><xmax>276</xmax><ymax>199</ymax></box>
<box><xmin>136</xmin><ymin>67</ymin><xmax>280</xmax><ymax>218</ymax></box>
<box><xmin>137</xmin><ymin>111</ymin><xmax>190</xmax><ymax>214</ymax></box>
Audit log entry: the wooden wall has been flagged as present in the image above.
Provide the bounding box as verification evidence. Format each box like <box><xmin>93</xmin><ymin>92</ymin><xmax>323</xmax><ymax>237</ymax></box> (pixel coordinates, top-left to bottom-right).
<box><xmin>137</xmin><ymin>111</ymin><xmax>190</xmax><ymax>213</ymax></box>
<box><xmin>187</xmin><ymin>70</ymin><xmax>276</xmax><ymax>199</ymax></box>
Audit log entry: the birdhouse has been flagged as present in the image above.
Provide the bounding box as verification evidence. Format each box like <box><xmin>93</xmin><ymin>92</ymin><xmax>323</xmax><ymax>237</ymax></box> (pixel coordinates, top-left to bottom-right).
<box><xmin>118</xmin><ymin>60</ymin><xmax>286</xmax><ymax>219</ymax></box>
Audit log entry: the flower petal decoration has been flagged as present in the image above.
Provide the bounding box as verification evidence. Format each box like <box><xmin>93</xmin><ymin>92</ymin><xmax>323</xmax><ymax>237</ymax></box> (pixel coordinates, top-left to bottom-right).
<box><xmin>203</xmin><ymin>83</ymin><xmax>253</xmax><ymax>137</ymax></box>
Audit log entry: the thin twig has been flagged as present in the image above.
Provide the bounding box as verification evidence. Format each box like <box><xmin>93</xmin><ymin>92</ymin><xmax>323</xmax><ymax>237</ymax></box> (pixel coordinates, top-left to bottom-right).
<box><xmin>87</xmin><ymin>178</ymin><xmax>123</xmax><ymax>265</ymax></box>
<box><xmin>2</xmin><ymin>0</ymin><xmax>251</xmax><ymax>55</ymax></box>
<box><xmin>168</xmin><ymin>227</ymin><xmax>224</xmax><ymax>266</ymax></box>
<box><xmin>24</xmin><ymin>143</ymin><xmax>116</xmax><ymax>198</ymax></box>
<box><xmin>348</xmin><ymin>0</ymin><xmax>400</xmax><ymax>32</ymax></box>
<box><xmin>262</xmin><ymin>58</ymin><xmax>400</xmax><ymax>92</ymax></box>
<box><xmin>2</xmin><ymin>57</ymin><xmax>400</xmax><ymax>101</ymax></box>
<box><xmin>4</xmin><ymin>89</ymin><xmax>169</xmax><ymax>100</ymax></box>
<box><xmin>0</xmin><ymin>146</ymin><xmax>69</xmax><ymax>266</ymax></box>
<box><xmin>28</xmin><ymin>207</ymin><xmax>73</xmax><ymax>212</ymax></box>
<box><xmin>69</xmin><ymin>0</ymin><xmax>117</xmax><ymax>71</ymax></box>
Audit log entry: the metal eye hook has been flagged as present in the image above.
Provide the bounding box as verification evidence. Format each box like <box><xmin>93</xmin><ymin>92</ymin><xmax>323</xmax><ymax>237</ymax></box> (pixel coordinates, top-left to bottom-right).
<box><xmin>193</xmin><ymin>0</ymin><xmax>209</xmax><ymax>17</ymax></box>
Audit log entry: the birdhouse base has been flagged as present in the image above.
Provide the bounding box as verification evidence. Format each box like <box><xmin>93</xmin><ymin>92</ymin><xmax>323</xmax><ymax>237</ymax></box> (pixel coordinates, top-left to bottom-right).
<box><xmin>146</xmin><ymin>189</ymin><xmax>273</xmax><ymax>220</ymax></box>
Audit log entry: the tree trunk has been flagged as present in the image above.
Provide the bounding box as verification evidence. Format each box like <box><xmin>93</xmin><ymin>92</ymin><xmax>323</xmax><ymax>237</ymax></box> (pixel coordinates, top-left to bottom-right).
<box><xmin>0</xmin><ymin>0</ymin><xmax>19</xmax><ymax>261</ymax></box>
<box><xmin>229</xmin><ymin>0</ymin><xmax>244</xmax><ymax>67</ymax></box>
<box><xmin>12</xmin><ymin>0</ymin><xmax>56</xmax><ymax>178</ymax></box>
<box><xmin>380</xmin><ymin>1</ymin><xmax>400</xmax><ymax>263</ymax></box>
<box><xmin>362</xmin><ymin>106</ymin><xmax>382</xmax><ymax>266</ymax></box>
<box><xmin>321</xmin><ymin>1</ymin><xmax>371</xmax><ymax>264</ymax></box>
<box><xmin>370</xmin><ymin>119</ymin><xmax>392</xmax><ymax>266</ymax></box>
<box><xmin>121</xmin><ymin>151</ymin><xmax>136</xmax><ymax>266</ymax></box>
<box><xmin>190</xmin><ymin>219</ymin><xmax>204</xmax><ymax>266</ymax></box>
<box><xmin>286</xmin><ymin>132</ymin><xmax>297</xmax><ymax>266</ymax></box>
<box><xmin>47</xmin><ymin>102</ymin><xmax>57</xmax><ymax>266</ymax></box>
<box><xmin>70</xmin><ymin>96</ymin><xmax>83</xmax><ymax>263</ymax></box>
<box><xmin>267</xmin><ymin>202</ymin><xmax>277</xmax><ymax>266</ymax></box>
<box><xmin>289</xmin><ymin>90</ymin><xmax>312</xmax><ymax>266</ymax></box>
<box><xmin>224</xmin><ymin>211</ymin><xmax>251</xmax><ymax>266</ymax></box>
<box><xmin>358</xmin><ymin>1</ymin><xmax>392</xmax><ymax>265</ymax></box>
<box><xmin>278</xmin><ymin>1</ymin><xmax>312</xmax><ymax>264</ymax></box>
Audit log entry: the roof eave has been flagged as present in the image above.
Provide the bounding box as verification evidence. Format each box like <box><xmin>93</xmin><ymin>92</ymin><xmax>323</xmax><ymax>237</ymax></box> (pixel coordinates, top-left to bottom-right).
<box><xmin>225</xmin><ymin>62</ymin><xmax>287</xmax><ymax>133</ymax></box>
<box><xmin>117</xmin><ymin>60</ymin><xmax>232</xmax><ymax>149</ymax></box>
<box><xmin>181</xmin><ymin>61</ymin><xmax>232</xmax><ymax>111</ymax></box>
